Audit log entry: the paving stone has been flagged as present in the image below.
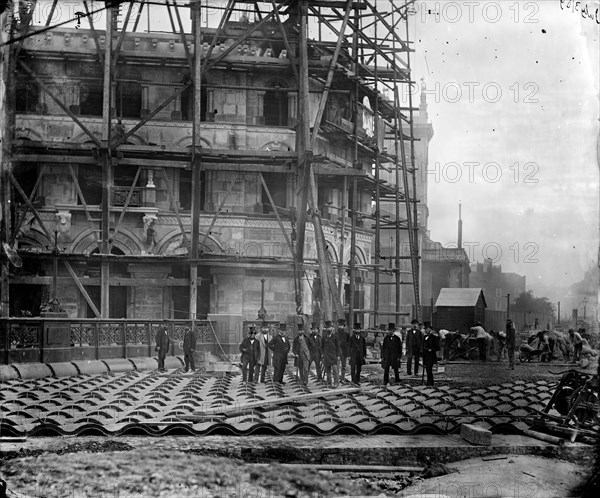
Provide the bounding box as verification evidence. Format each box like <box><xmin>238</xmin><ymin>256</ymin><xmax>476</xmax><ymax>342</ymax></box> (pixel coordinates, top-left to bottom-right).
<box><xmin>460</xmin><ymin>423</ymin><xmax>492</xmax><ymax>445</ymax></box>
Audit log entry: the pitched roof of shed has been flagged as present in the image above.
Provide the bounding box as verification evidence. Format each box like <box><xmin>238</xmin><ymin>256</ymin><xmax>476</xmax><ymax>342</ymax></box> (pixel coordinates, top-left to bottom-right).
<box><xmin>435</xmin><ymin>288</ymin><xmax>487</xmax><ymax>307</ymax></box>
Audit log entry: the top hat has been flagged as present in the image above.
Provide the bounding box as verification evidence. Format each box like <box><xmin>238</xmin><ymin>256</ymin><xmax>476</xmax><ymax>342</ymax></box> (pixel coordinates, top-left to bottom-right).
<box><xmin>297</xmin><ymin>323</ymin><xmax>305</xmax><ymax>331</ymax></box>
<box><xmin>311</xmin><ymin>322</ymin><xmax>319</xmax><ymax>329</ymax></box>
<box><xmin>388</xmin><ymin>323</ymin><xmax>396</xmax><ymax>331</ymax></box>
<box><xmin>338</xmin><ymin>319</ymin><xmax>346</xmax><ymax>326</ymax></box>
<box><xmin>423</xmin><ymin>321</ymin><xmax>431</xmax><ymax>328</ymax></box>
<box><xmin>324</xmin><ymin>320</ymin><xmax>333</xmax><ymax>328</ymax></box>
<box><xmin>279</xmin><ymin>322</ymin><xmax>287</xmax><ymax>331</ymax></box>
<box><xmin>353</xmin><ymin>322</ymin><xmax>362</xmax><ymax>330</ymax></box>
<box><xmin>410</xmin><ymin>319</ymin><xmax>419</xmax><ymax>325</ymax></box>
<box><xmin>248</xmin><ymin>325</ymin><xmax>256</xmax><ymax>331</ymax></box>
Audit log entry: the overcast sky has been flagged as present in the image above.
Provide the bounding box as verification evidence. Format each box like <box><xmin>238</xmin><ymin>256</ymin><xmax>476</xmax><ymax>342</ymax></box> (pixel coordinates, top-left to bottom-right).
<box><xmin>408</xmin><ymin>0</ymin><xmax>599</xmax><ymax>301</ymax></box>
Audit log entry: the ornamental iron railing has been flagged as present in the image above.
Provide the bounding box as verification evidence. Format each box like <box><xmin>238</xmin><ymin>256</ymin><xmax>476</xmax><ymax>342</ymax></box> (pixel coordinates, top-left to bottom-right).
<box><xmin>0</xmin><ymin>318</ymin><xmax>215</xmax><ymax>364</ymax></box>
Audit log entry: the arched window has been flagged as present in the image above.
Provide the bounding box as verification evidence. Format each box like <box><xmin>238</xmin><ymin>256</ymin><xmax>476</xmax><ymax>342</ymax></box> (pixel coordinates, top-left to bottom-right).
<box><xmin>264</xmin><ymin>81</ymin><xmax>289</xmax><ymax>126</ymax></box>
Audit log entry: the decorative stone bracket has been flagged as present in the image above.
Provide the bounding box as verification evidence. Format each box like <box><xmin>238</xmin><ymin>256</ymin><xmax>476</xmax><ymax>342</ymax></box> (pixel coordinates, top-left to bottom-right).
<box><xmin>142</xmin><ymin>214</ymin><xmax>158</xmax><ymax>254</ymax></box>
<box><xmin>54</xmin><ymin>210</ymin><xmax>72</xmax><ymax>244</ymax></box>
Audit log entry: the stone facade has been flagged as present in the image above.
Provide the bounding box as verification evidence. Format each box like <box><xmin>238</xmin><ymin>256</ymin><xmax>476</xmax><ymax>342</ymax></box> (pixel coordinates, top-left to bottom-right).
<box><xmin>9</xmin><ymin>22</ymin><xmax>378</xmax><ymax>323</ymax></box>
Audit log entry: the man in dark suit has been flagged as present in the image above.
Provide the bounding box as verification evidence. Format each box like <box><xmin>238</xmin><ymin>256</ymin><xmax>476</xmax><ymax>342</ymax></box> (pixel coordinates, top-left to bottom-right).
<box><xmin>155</xmin><ymin>326</ymin><xmax>170</xmax><ymax>372</ymax></box>
<box><xmin>405</xmin><ymin>319</ymin><xmax>423</xmax><ymax>376</ymax></box>
<box><xmin>308</xmin><ymin>322</ymin><xmax>323</xmax><ymax>381</ymax></box>
<box><xmin>381</xmin><ymin>322</ymin><xmax>402</xmax><ymax>385</ymax></box>
<box><xmin>293</xmin><ymin>324</ymin><xmax>313</xmax><ymax>386</ymax></box>
<box><xmin>349</xmin><ymin>322</ymin><xmax>366</xmax><ymax>385</ymax></box>
<box><xmin>239</xmin><ymin>326</ymin><xmax>260</xmax><ymax>383</ymax></box>
<box><xmin>269</xmin><ymin>322</ymin><xmax>291</xmax><ymax>384</ymax></box>
<box><xmin>423</xmin><ymin>325</ymin><xmax>440</xmax><ymax>386</ymax></box>
<box><xmin>321</xmin><ymin>320</ymin><xmax>340</xmax><ymax>388</ymax></box>
<box><xmin>255</xmin><ymin>322</ymin><xmax>271</xmax><ymax>382</ymax></box>
<box><xmin>183</xmin><ymin>326</ymin><xmax>197</xmax><ymax>372</ymax></box>
<box><xmin>337</xmin><ymin>318</ymin><xmax>350</xmax><ymax>383</ymax></box>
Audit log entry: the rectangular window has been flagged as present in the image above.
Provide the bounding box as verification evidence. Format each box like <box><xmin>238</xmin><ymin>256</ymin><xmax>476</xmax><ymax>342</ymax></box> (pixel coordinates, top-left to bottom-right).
<box><xmin>261</xmin><ymin>172</ymin><xmax>287</xmax><ymax>213</ymax></box>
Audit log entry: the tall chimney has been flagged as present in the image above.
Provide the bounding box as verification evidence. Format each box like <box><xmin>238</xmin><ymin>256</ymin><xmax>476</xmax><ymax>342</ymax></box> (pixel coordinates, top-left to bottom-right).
<box><xmin>458</xmin><ymin>202</ymin><xmax>463</xmax><ymax>249</ymax></box>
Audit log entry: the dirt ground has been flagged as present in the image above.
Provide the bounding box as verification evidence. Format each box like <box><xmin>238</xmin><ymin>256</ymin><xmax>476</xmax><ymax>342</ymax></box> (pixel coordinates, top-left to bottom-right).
<box><xmin>1</xmin><ymin>444</ymin><xmax>405</xmax><ymax>498</ymax></box>
<box><xmin>1</xmin><ymin>360</ymin><xmax>598</xmax><ymax>497</ymax></box>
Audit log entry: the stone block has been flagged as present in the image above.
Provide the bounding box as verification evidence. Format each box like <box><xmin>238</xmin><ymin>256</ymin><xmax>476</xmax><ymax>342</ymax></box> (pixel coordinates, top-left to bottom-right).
<box><xmin>12</xmin><ymin>363</ymin><xmax>53</xmax><ymax>379</ymax></box>
<box><xmin>165</xmin><ymin>356</ymin><xmax>184</xmax><ymax>370</ymax></box>
<box><xmin>103</xmin><ymin>358</ymin><xmax>136</xmax><ymax>373</ymax></box>
<box><xmin>128</xmin><ymin>357</ymin><xmax>159</xmax><ymax>371</ymax></box>
<box><xmin>73</xmin><ymin>360</ymin><xmax>109</xmax><ymax>376</ymax></box>
<box><xmin>0</xmin><ymin>365</ymin><xmax>21</xmax><ymax>381</ymax></box>
<box><xmin>47</xmin><ymin>362</ymin><xmax>79</xmax><ymax>378</ymax></box>
<box><xmin>460</xmin><ymin>423</ymin><xmax>492</xmax><ymax>446</ymax></box>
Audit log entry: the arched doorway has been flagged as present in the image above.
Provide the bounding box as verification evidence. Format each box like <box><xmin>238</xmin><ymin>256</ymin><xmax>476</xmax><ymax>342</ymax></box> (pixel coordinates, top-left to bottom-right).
<box><xmin>86</xmin><ymin>247</ymin><xmax>129</xmax><ymax>318</ymax></box>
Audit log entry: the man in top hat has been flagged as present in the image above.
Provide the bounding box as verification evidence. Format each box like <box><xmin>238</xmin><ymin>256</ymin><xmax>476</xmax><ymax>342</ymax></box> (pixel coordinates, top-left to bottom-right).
<box><xmin>349</xmin><ymin>322</ymin><xmax>367</xmax><ymax>385</ymax></box>
<box><xmin>155</xmin><ymin>326</ymin><xmax>170</xmax><ymax>372</ymax></box>
<box><xmin>337</xmin><ymin>318</ymin><xmax>350</xmax><ymax>382</ymax></box>
<box><xmin>405</xmin><ymin>319</ymin><xmax>423</xmax><ymax>376</ymax></box>
<box><xmin>293</xmin><ymin>323</ymin><xmax>313</xmax><ymax>386</ymax></box>
<box><xmin>381</xmin><ymin>323</ymin><xmax>402</xmax><ymax>385</ymax></box>
<box><xmin>269</xmin><ymin>322</ymin><xmax>291</xmax><ymax>384</ymax></box>
<box><xmin>308</xmin><ymin>322</ymin><xmax>323</xmax><ymax>381</ymax></box>
<box><xmin>422</xmin><ymin>325</ymin><xmax>440</xmax><ymax>386</ymax></box>
<box><xmin>239</xmin><ymin>325</ymin><xmax>260</xmax><ymax>383</ymax></box>
<box><xmin>322</xmin><ymin>320</ymin><xmax>340</xmax><ymax>388</ymax></box>
<box><xmin>182</xmin><ymin>326</ymin><xmax>197</xmax><ymax>373</ymax></box>
<box><xmin>255</xmin><ymin>322</ymin><xmax>271</xmax><ymax>383</ymax></box>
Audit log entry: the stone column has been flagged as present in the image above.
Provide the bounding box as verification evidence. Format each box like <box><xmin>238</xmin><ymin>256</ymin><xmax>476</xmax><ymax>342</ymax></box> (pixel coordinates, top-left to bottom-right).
<box><xmin>141</xmin><ymin>86</ymin><xmax>149</xmax><ymax>116</ymax></box>
<box><xmin>256</xmin><ymin>91</ymin><xmax>265</xmax><ymax>124</ymax></box>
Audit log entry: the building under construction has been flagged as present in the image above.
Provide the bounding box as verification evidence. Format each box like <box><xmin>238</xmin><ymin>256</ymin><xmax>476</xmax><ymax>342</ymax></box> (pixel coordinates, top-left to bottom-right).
<box><xmin>1</xmin><ymin>0</ymin><xmax>428</xmax><ymax>359</ymax></box>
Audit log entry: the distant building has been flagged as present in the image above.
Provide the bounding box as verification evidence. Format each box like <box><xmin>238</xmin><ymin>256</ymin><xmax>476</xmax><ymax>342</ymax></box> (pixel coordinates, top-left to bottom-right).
<box><xmin>469</xmin><ymin>259</ymin><xmax>526</xmax><ymax>311</ymax></box>
<box><xmin>422</xmin><ymin>234</ymin><xmax>471</xmax><ymax>308</ymax></box>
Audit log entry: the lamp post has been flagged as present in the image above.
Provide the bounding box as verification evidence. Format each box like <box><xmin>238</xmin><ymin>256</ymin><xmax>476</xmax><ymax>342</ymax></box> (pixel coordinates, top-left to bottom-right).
<box><xmin>257</xmin><ymin>278</ymin><xmax>267</xmax><ymax>320</ymax></box>
<box><xmin>583</xmin><ymin>297</ymin><xmax>587</xmax><ymax>320</ymax></box>
<box><xmin>52</xmin><ymin>230</ymin><xmax>59</xmax><ymax>299</ymax></box>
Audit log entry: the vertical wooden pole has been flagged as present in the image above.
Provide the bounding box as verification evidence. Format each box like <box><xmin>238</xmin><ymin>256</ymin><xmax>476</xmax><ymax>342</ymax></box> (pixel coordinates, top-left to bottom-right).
<box><xmin>0</xmin><ymin>14</ymin><xmax>12</xmax><ymax>317</ymax></box>
<box><xmin>190</xmin><ymin>1</ymin><xmax>203</xmax><ymax>320</ymax></box>
<box><xmin>100</xmin><ymin>5</ymin><xmax>114</xmax><ymax>317</ymax></box>
<box><xmin>294</xmin><ymin>0</ymin><xmax>312</xmax><ymax>317</ymax></box>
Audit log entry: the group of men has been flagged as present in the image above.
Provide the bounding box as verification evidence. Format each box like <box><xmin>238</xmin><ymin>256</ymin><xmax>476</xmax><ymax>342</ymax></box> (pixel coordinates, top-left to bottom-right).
<box><xmin>154</xmin><ymin>326</ymin><xmax>197</xmax><ymax>373</ymax></box>
<box><xmin>238</xmin><ymin>318</ymin><xmax>444</xmax><ymax>388</ymax></box>
<box><xmin>239</xmin><ymin>319</ymin><xmax>367</xmax><ymax>388</ymax></box>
